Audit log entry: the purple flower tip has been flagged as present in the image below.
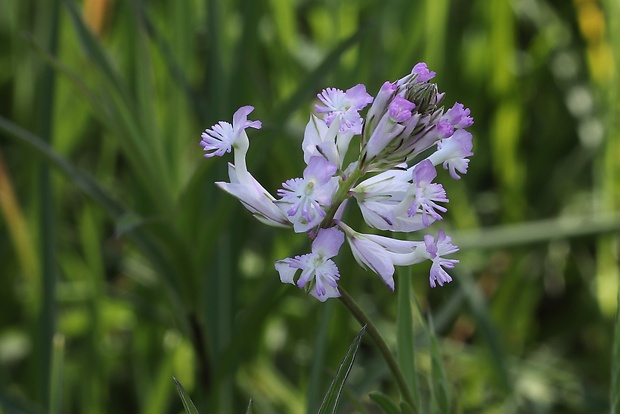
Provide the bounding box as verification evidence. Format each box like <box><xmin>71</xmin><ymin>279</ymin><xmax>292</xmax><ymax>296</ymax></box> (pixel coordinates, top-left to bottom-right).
<box><xmin>412</xmin><ymin>62</ymin><xmax>436</xmax><ymax>83</ymax></box>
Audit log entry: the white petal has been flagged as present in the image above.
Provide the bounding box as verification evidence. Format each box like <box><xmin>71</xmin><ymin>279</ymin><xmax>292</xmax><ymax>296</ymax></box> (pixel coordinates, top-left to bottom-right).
<box><xmin>275</xmin><ymin>260</ymin><xmax>298</xmax><ymax>284</ymax></box>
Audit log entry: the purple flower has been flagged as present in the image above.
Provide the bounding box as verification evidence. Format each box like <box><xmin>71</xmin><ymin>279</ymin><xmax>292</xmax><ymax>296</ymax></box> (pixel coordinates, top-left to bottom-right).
<box><xmin>411</xmin><ymin>62</ymin><xmax>436</xmax><ymax>83</ymax></box>
<box><xmin>338</xmin><ymin>221</ymin><xmax>422</xmax><ymax>290</ymax></box>
<box><xmin>200</xmin><ymin>106</ymin><xmax>261</xmax><ymax>158</ymax></box>
<box><xmin>388</xmin><ymin>96</ymin><xmax>416</xmax><ymax>123</ymax></box>
<box><xmin>301</xmin><ymin>114</ymin><xmax>355</xmax><ymax>168</ymax></box>
<box><xmin>444</xmin><ymin>103</ymin><xmax>474</xmax><ymax>129</ymax></box>
<box><xmin>428</xmin><ymin>129</ymin><xmax>474</xmax><ymax>179</ymax></box>
<box><xmin>315</xmin><ymin>84</ymin><xmax>373</xmax><ymax>134</ymax></box>
<box><xmin>353</xmin><ymin>161</ymin><xmax>447</xmax><ymax>232</ymax></box>
<box><xmin>396</xmin><ymin>160</ymin><xmax>448</xmax><ymax>227</ymax></box>
<box><xmin>422</xmin><ymin>230</ymin><xmax>459</xmax><ymax>287</ymax></box>
<box><xmin>366</xmin><ymin>81</ymin><xmax>398</xmax><ymax>129</ymax></box>
<box><xmin>277</xmin><ymin>156</ymin><xmax>338</xmax><ymax>233</ymax></box>
<box><xmin>435</xmin><ymin>103</ymin><xmax>474</xmax><ymax>138</ymax></box>
<box><xmin>275</xmin><ymin>227</ymin><xmax>345</xmax><ymax>301</ymax></box>
<box><xmin>216</xmin><ymin>163</ymin><xmax>290</xmax><ymax>227</ymax></box>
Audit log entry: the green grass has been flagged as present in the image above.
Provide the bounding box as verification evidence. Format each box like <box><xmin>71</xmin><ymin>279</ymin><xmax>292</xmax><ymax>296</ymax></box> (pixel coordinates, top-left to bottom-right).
<box><xmin>0</xmin><ymin>0</ymin><xmax>619</xmax><ymax>413</ymax></box>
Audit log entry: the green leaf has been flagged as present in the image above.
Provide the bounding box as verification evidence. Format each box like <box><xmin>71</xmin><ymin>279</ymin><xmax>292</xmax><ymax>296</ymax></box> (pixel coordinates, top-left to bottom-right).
<box><xmin>272</xmin><ymin>24</ymin><xmax>372</xmax><ymax>125</ymax></box>
<box><xmin>456</xmin><ymin>271</ymin><xmax>511</xmax><ymax>393</ymax></box>
<box><xmin>49</xmin><ymin>334</ymin><xmax>65</xmax><ymax>414</ymax></box>
<box><xmin>173</xmin><ymin>377</ymin><xmax>200</xmax><ymax>414</ymax></box>
<box><xmin>611</xmin><ymin>288</ymin><xmax>620</xmax><ymax>414</ymax></box>
<box><xmin>427</xmin><ymin>315</ymin><xmax>451</xmax><ymax>413</ymax></box>
<box><xmin>0</xmin><ymin>390</ymin><xmax>46</xmax><ymax>414</ymax></box>
<box><xmin>399</xmin><ymin>401</ymin><xmax>414</xmax><ymax>414</ymax></box>
<box><xmin>396</xmin><ymin>268</ymin><xmax>420</xmax><ymax>406</ymax></box>
<box><xmin>368</xmin><ymin>391</ymin><xmax>400</xmax><ymax>414</ymax></box>
<box><xmin>317</xmin><ymin>325</ymin><xmax>366</xmax><ymax>414</ymax></box>
<box><xmin>61</xmin><ymin>0</ymin><xmax>127</xmax><ymax>99</ymax></box>
<box><xmin>0</xmin><ymin>116</ymin><xmax>189</xmax><ymax>334</ymax></box>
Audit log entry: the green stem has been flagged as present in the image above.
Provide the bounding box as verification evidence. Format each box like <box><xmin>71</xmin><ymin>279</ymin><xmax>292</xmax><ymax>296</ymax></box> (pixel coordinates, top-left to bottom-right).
<box><xmin>320</xmin><ymin>167</ymin><xmax>365</xmax><ymax>229</ymax></box>
<box><xmin>338</xmin><ymin>287</ymin><xmax>417</xmax><ymax>412</ymax></box>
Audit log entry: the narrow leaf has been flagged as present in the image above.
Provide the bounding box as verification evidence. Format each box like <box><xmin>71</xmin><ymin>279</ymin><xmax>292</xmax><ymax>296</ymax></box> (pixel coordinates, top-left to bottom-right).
<box><xmin>49</xmin><ymin>334</ymin><xmax>65</xmax><ymax>414</ymax></box>
<box><xmin>317</xmin><ymin>325</ymin><xmax>366</xmax><ymax>414</ymax></box>
<box><xmin>399</xmin><ymin>401</ymin><xmax>414</xmax><ymax>414</ymax></box>
<box><xmin>61</xmin><ymin>0</ymin><xmax>127</xmax><ymax>98</ymax></box>
<box><xmin>396</xmin><ymin>268</ymin><xmax>420</xmax><ymax>406</ymax></box>
<box><xmin>456</xmin><ymin>271</ymin><xmax>511</xmax><ymax>392</ymax></box>
<box><xmin>611</xmin><ymin>288</ymin><xmax>620</xmax><ymax>414</ymax></box>
<box><xmin>173</xmin><ymin>377</ymin><xmax>200</xmax><ymax>414</ymax></box>
<box><xmin>368</xmin><ymin>391</ymin><xmax>400</xmax><ymax>414</ymax></box>
<box><xmin>427</xmin><ymin>315</ymin><xmax>451</xmax><ymax>413</ymax></box>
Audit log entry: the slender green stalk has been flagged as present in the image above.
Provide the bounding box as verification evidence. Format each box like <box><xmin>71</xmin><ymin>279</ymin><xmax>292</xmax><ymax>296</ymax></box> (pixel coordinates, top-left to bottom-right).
<box><xmin>320</xmin><ymin>167</ymin><xmax>365</xmax><ymax>229</ymax></box>
<box><xmin>36</xmin><ymin>0</ymin><xmax>60</xmax><ymax>407</ymax></box>
<box><xmin>338</xmin><ymin>287</ymin><xmax>417</xmax><ymax>411</ymax></box>
<box><xmin>49</xmin><ymin>334</ymin><xmax>65</xmax><ymax>414</ymax></box>
<box><xmin>396</xmin><ymin>269</ymin><xmax>421</xmax><ymax>407</ymax></box>
<box><xmin>612</xmin><ymin>287</ymin><xmax>620</xmax><ymax>414</ymax></box>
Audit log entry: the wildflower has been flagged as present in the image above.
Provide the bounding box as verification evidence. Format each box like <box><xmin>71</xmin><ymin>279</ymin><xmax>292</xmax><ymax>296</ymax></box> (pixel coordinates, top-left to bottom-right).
<box><xmin>201</xmin><ymin>62</ymin><xmax>473</xmax><ymax>300</ymax></box>
<box><xmin>393</xmin><ymin>160</ymin><xmax>448</xmax><ymax>228</ymax></box>
<box><xmin>412</xmin><ymin>230</ymin><xmax>459</xmax><ymax>287</ymax></box>
<box><xmin>277</xmin><ymin>156</ymin><xmax>339</xmax><ymax>233</ymax></box>
<box><xmin>200</xmin><ymin>105</ymin><xmax>261</xmax><ymax>161</ymax></box>
<box><xmin>337</xmin><ymin>221</ymin><xmax>422</xmax><ymax>290</ymax></box>
<box><xmin>216</xmin><ymin>163</ymin><xmax>290</xmax><ymax>227</ymax></box>
<box><xmin>301</xmin><ymin>114</ymin><xmax>354</xmax><ymax>168</ymax></box>
<box><xmin>275</xmin><ymin>227</ymin><xmax>344</xmax><ymax>301</ymax></box>
<box><xmin>315</xmin><ymin>84</ymin><xmax>374</xmax><ymax>134</ymax></box>
<box><xmin>428</xmin><ymin>129</ymin><xmax>474</xmax><ymax>179</ymax></box>
<box><xmin>353</xmin><ymin>160</ymin><xmax>448</xmax><ymax>232</ymax></box>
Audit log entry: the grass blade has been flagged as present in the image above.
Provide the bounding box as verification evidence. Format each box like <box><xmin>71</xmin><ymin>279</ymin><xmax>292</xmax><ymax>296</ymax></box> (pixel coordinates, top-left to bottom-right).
<box><xmin>173</xmin><ymin>377</ymin><xmax>200</xmax><ymax>414</ymax></box>
<box><xmin>0</xmin><ymin>116</ymin><xmax>189</xmax><ymax>333</ymax></box>
<box><xmin>272</xmin><ymin>24</ymin><xmax>372</xmax><ymax>125</ymax></box>
<box><xmin>49</xmin><ymin>334</ymin><xmax>65</xmax><ymax>414</ymax></box>
<box><xmin>396</xmin><ymin>268</ymin><xmax>420</xmax><ymax>408</ymax></box>
<box><xmin>611</xmin><ymin>287</ymin><xmax>620</xmax><ymax>414</ymax></box>
<box><xmin>368</xmin><ymin>391</ymin><xmax>400</xmax><ymax>414</ymax></box>
<box><xmin>456</xmin><ymin>271</ymin><xmax>511</xmax><ymax>393</ymax></box>
<box><xmin>317</xmin><ymin>325</ymin><xmax>366</xmax><ymax>414</ymax></box>
<box><xmin>427</xmin><ymin>315</ymin><xmax>450</xmax><ymax>413</ymax></box>
<box><xmin>307</xmin><ymin>301</ymin><xmax>335</xmax><ymax>414</ymax></box>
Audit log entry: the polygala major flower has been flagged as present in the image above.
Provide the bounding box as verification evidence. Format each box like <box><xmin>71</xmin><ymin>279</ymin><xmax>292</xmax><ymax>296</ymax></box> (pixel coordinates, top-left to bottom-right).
<box><xmin>200</xmin><ymin>63</ymin><xmax>474</xmax><ymax>301</ymax></box>
<box><xmin>275</xmin><ymin>227</ymin><xmax>344</xmax><ymax>301</ymax></box>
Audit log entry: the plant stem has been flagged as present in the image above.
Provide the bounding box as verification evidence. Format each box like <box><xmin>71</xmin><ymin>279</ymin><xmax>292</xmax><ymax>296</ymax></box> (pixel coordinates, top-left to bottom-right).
<box><xmin>338</xmin><ymin>287</ymin><xmax>417</xmax><ymax>412</ymax></box>
<box><xmin>320</xmin><ymin>167</ymin><xmax>364</xmax><ymax>229</ymax></box>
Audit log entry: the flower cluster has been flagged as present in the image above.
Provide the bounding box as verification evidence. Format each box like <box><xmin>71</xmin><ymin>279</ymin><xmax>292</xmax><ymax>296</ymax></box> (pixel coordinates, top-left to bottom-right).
<box><xmin>200</xmin><ymin>63</ymin><xmax>473</xmax><ymax>301</ymax></box>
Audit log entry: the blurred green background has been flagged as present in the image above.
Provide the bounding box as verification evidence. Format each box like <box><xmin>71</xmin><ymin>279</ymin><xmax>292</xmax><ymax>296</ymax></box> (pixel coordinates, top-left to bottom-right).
<box><xmin>0</xmin><ymin>0</ymin><xmax>619</xmax><ymax>413</ymax></box>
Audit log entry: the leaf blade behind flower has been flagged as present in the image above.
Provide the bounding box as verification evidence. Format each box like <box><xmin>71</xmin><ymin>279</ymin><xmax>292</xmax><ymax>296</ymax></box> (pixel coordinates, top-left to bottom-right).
<box><xmin>317</xmin><ymin>325</ymin><xmax>366</xmax><ymax>414</ymax></box>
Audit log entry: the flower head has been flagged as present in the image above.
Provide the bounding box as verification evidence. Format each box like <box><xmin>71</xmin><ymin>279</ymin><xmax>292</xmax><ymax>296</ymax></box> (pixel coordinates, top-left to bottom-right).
<box><xmin>201</xmin><ymin>63</ymin><xmax>473</xmax><ymax>300</ymax></box>
<box><xmin>360</xmin><ymin>63</ymin><xmax>451</xmax><ymax>171</ymax></box>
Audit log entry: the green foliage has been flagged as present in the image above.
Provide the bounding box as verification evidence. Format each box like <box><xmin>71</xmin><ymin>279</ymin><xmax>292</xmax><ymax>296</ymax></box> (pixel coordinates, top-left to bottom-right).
<box><xmin>174</xmin><ymin>377</ymin><xmax>200</xmax><ymax>414</ymax></box>
<box><xmin>0</xmin><ymin>0</ymin><xmax>618</xmax><ymax>413</ymax></box>
<box><xmin>317</xmin><ymin>326</ymin><xmax>365</xmax><ymax>414</ymax></box>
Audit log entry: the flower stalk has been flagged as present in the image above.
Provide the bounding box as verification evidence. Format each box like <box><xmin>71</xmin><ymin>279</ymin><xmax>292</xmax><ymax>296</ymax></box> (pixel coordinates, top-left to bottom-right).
<box><xmin>338</xmin><ymin>287</ymin><xmax>418</xmax><ymax>412</ymax></box>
